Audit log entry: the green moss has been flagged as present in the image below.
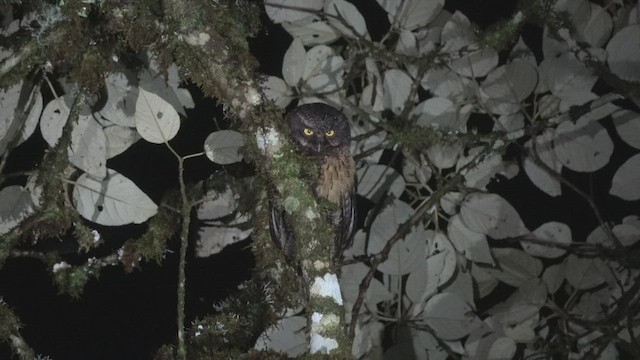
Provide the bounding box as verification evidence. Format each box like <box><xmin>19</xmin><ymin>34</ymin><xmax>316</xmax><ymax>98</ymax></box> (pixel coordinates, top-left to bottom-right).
<box><xmin>121</xmin><ymin>200</ymin><xmax>180</xmax><ymax>271</ymax></box>
<box><xmin>31</xmin><ymin>94</ymin><xmax>83</xmax><ymax>240</ymax></box>
<box><xmin>186</xmin><ymin>280</ymin><xmax>279</xmax><ymax>358</ymax></box>
<box><xmin>52</xmin><ymin>264</ymin><xmax>91</xmax><ymax>298</ymax></box>
<box><xmin>0</xmin><ymin>300</ymin><xmax>36</xmax><ymax>360</ymax></box>
<box><xmin>526</xmin><ymin>0</ymin><xmax>573</xmax><ymax>42</ymax></box>
<box><xmin>74</xmin><ymin>222</ymin><xmax>101</xmax><ymax>252</ymax></box>
<box><xmin>0</xmin><ymin>300</ymin><xmax>21</xmax><ymax>339</ymax></box>
<box><xmin>479</xmin><ymin>11</ymin><xmax>524</xmax><ymax>51</ymax></box>
<box><xmin>391</xmin><ymin>125</ymin><xmax>439</xmax><ymax>151</ymax></box>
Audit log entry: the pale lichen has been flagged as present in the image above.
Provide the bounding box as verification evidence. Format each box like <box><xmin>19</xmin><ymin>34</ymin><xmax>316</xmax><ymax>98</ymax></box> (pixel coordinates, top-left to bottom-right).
<box><xmin>255</xmin><ymin>127</ymin><xmax>282</xmax><ymax>156</ymax></box>
<box><xmin>310</xmin><ymin>273</ymin><xmax>343</xmax><ymax>305</ymax></box>
<box><xmin>310</xmin><ymin>312</ymin><xmax>340</xmax><ymax>354</ymax></box>
<box><xmin>283</xmin><ymin>196</ymin><xmax>301</xmax><ymax>213</ymax></box>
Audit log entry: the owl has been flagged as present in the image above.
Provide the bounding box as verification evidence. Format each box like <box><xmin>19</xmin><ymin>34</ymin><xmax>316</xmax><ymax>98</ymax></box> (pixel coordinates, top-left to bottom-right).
<box><xmin>270</xmin><ymin>103</ymin><xmax>357</xmax><ymax>263</ymax></box>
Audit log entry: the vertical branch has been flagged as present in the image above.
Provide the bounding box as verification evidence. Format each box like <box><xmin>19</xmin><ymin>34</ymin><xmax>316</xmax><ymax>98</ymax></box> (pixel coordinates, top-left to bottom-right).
<box><xmin>176</xmin><ymin>234</ymin><xmax>189</xmax><ymax>358</ymax></box>
<box><xmin>176</xmin><ymin>154</ymin><xmax>190</xmax><ymax>360</ymax></box>
<box><xmin>174</xmin><ymin>152</ymin><xmax>202</xmax><ymax>359</ymax></box>
<box><xmin>158</xmin><ymin>122</ymin><xmax>197</xmax><ymax>359</ymax></box>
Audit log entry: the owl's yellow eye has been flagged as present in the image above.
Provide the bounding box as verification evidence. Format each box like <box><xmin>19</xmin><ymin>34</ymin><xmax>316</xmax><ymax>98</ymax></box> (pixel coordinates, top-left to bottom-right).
<box><xmin>303</xmin><ymin>128</ymin><xmax>314</xmax><ymax>136</ymax></box>
<box><xmin>325</xmin><ymin>130</ymin><xmax>336</xmax><ymax>137</ymax></box>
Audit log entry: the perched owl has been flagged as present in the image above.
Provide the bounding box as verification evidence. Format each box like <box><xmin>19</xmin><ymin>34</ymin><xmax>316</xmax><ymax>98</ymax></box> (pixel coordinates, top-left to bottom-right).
<box><xmin>270</xmin><ymin>103</ymin><xmax>357</xmax><ymax>263</ymax></box>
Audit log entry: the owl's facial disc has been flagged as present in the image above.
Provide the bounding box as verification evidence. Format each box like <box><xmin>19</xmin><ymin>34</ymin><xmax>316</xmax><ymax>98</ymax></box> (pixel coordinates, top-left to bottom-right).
<box><xmin>286</xmin><ymin>102</ymin><xmax>351</xmax><ymax>156</ymax></box>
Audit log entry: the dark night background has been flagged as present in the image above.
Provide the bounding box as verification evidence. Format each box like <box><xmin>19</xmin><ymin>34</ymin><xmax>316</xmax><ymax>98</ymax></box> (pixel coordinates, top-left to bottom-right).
<box><xmin>2</xmin><ymin>1</ymin><xmax>634</xmax><ymax>359</ymax></box>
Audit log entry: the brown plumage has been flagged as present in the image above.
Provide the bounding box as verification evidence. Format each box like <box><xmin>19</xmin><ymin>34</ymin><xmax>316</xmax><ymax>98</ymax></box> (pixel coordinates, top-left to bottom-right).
<box><xmin>270</xmin><ymin>103</ymin><xmax>357</xmax><ymax>263</ymax></box>
<box><xmin>317</xmin><ymin>148</ymin><xmax>355</xmax><ymax>205</ymax></box>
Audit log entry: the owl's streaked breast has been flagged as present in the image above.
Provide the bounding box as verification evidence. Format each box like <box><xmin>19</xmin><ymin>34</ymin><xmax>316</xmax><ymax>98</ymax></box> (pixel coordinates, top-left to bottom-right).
<box><xmin>316</xmin><ymin>148</ymin><xmax>355</xmax><ymax>204</ymax></box>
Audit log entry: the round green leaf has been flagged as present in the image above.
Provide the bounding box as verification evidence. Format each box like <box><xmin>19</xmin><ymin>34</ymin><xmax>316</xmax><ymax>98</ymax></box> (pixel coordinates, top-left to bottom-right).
<box><xmin>204</xmin><ymin>130</ymin><xmax>245</xmax><ymax>164</ymax></box>
<box><xmin>135</xmin><ymin>87</ymin><xmax>180</xmax><ymax>144</ymax></box>
<box><xmin>423</xmin><ymin>292</ymin><xmax>483</xmax><ymax>340</ymax></box>
<box><xmin>610</xmin><ymin>153</ymin><xmax>640</xmax><ymax>201</ymax></box>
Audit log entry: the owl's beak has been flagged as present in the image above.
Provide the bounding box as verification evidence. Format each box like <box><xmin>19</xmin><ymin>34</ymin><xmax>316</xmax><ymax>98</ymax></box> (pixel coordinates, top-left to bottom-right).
<box><xmin>316</xmin><ymin>143</ymin><xmax>323</xmax><ymax>153</ymax></box>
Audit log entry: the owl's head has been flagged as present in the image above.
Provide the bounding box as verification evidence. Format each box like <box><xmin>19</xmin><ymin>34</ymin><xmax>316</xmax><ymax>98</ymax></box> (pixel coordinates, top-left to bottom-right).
<box><xmin>286</xmin><ymin>103</ymin><xmax>351</xmax><ymax>156</ymax></box>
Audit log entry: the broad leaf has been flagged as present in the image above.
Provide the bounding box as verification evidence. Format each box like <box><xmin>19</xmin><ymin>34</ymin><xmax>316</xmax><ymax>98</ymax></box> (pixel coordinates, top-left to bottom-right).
<box><xmin>479</xmin><ymin>59</ymin><xmax>538</xmax><ymax>115</ymax></box>
<box><xmin>448</xmin><ymin>214</ymin><xmax>494</xmax><ymax>265</ymax></box>
<box><xmin>465</xmin><ymin>332</ymin><xmax>517</xmax><ymax>360</ymax></box>
<box><xmin>357</xmin><ymin>164</ymin><xmax>405</xmax><ymax>202</ymax></box>
<box><xmin>444</xmin><ymin>268</ymin><xmax>475</xmax><ymax>308</ymax></box>
<box><xmin>457</xmin><ymin>149</ymin><xmax>518</xmax><ymax>190</ymax></box>
<box><xmin>612</xmin><ymin>216</ymin><xmax>640</xmax><ymax>247</ymax></box>
<box><xmin>556</xmin><ymin>0</ymin><xmax>612</xmax><ymax>48</ymax></box>
<box><xmin>0</xmin><ymin>81</ymin><xmax>42</xmax><ymax>155</ymax></box>
<box><xmin>523</xmin><ymin>130</ymin><xmax>562</xmax><ymax>197</ymax></box>
<box><xmin>521</xmin><ymin>222</ymin><xmax>571</xmax><ymax>258</ymax></box>
<box><xmin>196</xmin><ymin>214</ymin><xmax>253</xmax><ymax>257</ymax></box>
<box><xmin>448</xmin><ymin>47</ymin><xmax>498</xmax><ymax>78</ymax></box>
<box><xmin>360</xmin><ymin>57</ymin><xmax>384</xmax><ymax>112</ymax></box>
<box><xmin>495</xmin><ymin>113</ymin><xmax>525</xmax><ymax>133</ymax></box>
<box><xmin>139</xmin><ymin>69</ymin><xmax>187</xmax><ymax>117</ymax></box>
<box><xmin>554</xmin><ymin>117</ymin><xmax>613</xmax><ymax>172</ymax></box>
<box><xmin>471</xmin><ymin>265</ymin><xmax>499</xmax><ymax>298</ymax></box>
<box><xmin>606</xmin><ymin>25</ymin><xmax>640</xmax><ymax>82</ymax></box>
<box><xmin>104</xmin><ymin>125</ymin><xmax>141</xmax><ymax>159</ymax></box>
<box><xmin>539</xmin><ymin>53</ymin><xmax>597</xmax><ymax>106</ymax></box>
<box><xmin>610</xmin><ymin>153</ymin><xmax>640</xmax><ymax>201</ymax></box>
<box><xmin>484</xmin><ymin>248</ymin><xmax>543</xmax><ymax>287</ymax></box>
<box><xmin>460</xmin><ymin>193</ymin><xmax>528</xmax><ymax>239</ymax></box>
<box><xmin>376</xmin><ymin>0</ymin><xmax>444</xmax><ymax>30</ymax></box>
<box><xmin>542</xmin><ymin>262</ymin><xmax>566</xmax><ymax>295</ymax></box>
<box><xmin>565</xmin><ymin>254</ymin><xmax>606</xmax><ymax>290</ymax></box>
<box><xmin>324</xmin><ymin>0</ymin><xmax>369</xmax><ymax>39</ymax></box>
<box><xmin>341</xmin><ymin>263</ymin><xmax>393</xmax><ymax>308</ymax></box>
<box><xmin>0</xmin><ymin>185</ymin><xmax>35</xmax><ymax>236</ymax></box>
<box><xmin>301</xmin><ymin>45</ymin><xmax>345</xmax><ymax>93</ymax></box>
<box><xmin>421</xmin><ymin>67</ymin><xmax>474</xmax><ymax>102</ymax></box>
<box><xmin>40</xmin><ymin>97</ymin><xmax>69</xmax><ymax>147</ymax></box>
<box><xmin>350</xmin><ymin>118</ymin><xmax>386</xmax><ymax>163</ymax></box>
<box><xmin>100</xmin><ymin>71</ymin><xmax>137</xmax><ymax>127</ymax></box>
<box><xmin>368</xmin><ymin>199</ymin><xmax>427</xmax><ymax>275</ymax></box>
<box><xmin>204</xmin><ymin>130</ymin><xmax>245</xmax><ymax>164</ymax></box>
<box><xmin>423</xmin><ymin>293</ymin><xmax>483</xmax><ymax>340</ymax></box>
<box><xmin>407</xmin><ymin>232</ymin><xmax>457</xmax><ymax>308</ymax></box>
<box><xmin>195</xmin><ymin>188</ymin><xmax>253</xmax><ymax>257</ymax></box>
<box><xmin>197</xmin><ymin>188</ymin><xmax>239</xmax><ymax>220</ymax></box>
<box><xmin>413</xmin><ymin>97</ymin><xmax>459</xmax><ymax>131</ymax></box>
<box><xmin>254</xmin><ymin>316</ymin><xmax>307</xmax><ymax>356</ymax></box>
<box><xmin>441</xmin><ymin>12</ymin><xmax>498</xmax><ymax>78</ymax></box>
<box><xmin>281</xmin><ymin>15</ymin><xmax>340</xmax><ymax>46</ymax></box>
<box><xmin>262</xmin><ymin>76</ymin><xmax>293</xmax><ymax>108</ymax></box>
<box><xmin>502</xmin><ymin>313</ymin><xmax>538</xmax><ymax>343</ymax></box>
<box><xmin>135</xmin><ymin>87</ymin><xmax>180</xmax><ymax>144</ymax></box>
<box><xmin>488</xmin><ymin>278</ymin><xmax>547</xmax><ymax>325</ymax></box>
<box><xmin>402</xmin><ymin>155</ymin><xmax>432</xmax><ymax>185</ymax></box>
<box><xmin>612</xmin><ymin>109</ymin><xmax>640</xmax><ymax>150</ymax></box>
<box><xmin>283</xmin><ymin>38</ymin><xmax>306</xmax><ymax>87</ymax></box>
<box><xmin>265</xmin><ymin>0</ymin><xmax>324</xmax><ymax>24</ymax></box>
<box><xmin>69</xmin><ymin>114</ymin><xmax>107</xmax><ymax>178</ymax></box>
<box><xmin>73</xmin><ymin>169</ymin><xmax>158</xmax><ymax>226</ymax></box>
<box><xmin>383</xmin><ymin>69</ymin><xmax>412</xmax><ymax>115</ymax></box>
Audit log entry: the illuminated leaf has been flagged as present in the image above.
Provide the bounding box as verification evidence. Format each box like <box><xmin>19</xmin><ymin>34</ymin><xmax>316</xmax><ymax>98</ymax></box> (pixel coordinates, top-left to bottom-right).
<box><xmin>135</xmin><ymin>88</ymin><xmax>180</xmax><ymax>144</ymax></box>
<box><xmin>204</xmin><ymin>130</ymin><xmax>245</xmax><ymax>164</ymax></box>
<box><xmin>73</xmin><ymin>169</ymin><xmax>158</xmax><ymax>226</ymax></box>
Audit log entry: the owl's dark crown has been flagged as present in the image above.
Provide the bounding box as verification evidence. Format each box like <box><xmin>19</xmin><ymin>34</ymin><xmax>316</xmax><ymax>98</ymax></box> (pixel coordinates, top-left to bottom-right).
<box><xmin>286</xmin><ymin>103</ymin><xmax>351</xmax><ymax>156</ymax></box>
